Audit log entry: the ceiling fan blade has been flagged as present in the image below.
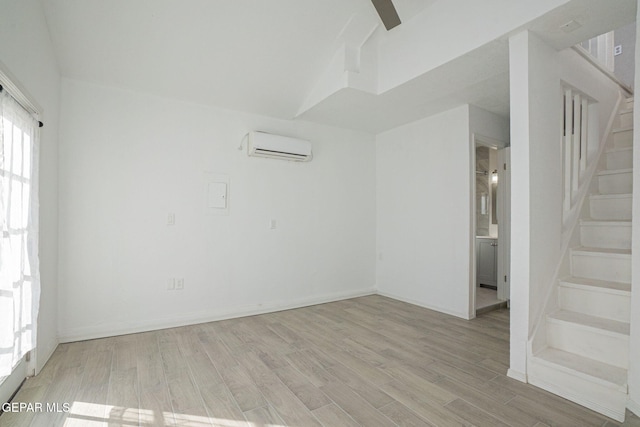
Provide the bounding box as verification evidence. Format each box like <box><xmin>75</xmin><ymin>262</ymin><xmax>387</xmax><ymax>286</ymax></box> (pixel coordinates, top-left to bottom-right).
<box><xmin>370</xmin><ymin>0</ymin><xmax>401</xmax><ymax>30</ymax></box>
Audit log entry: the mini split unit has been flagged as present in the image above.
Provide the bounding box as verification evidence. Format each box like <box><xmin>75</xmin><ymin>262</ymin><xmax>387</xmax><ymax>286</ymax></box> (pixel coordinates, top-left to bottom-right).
<box><xmin>247</xmin><ymin>131</ymin><xmax>312</xmax><ymax>162</ymax></box>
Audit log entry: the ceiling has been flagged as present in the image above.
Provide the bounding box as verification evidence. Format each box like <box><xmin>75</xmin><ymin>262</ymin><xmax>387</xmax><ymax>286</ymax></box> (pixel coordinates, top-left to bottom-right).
<box><xmin>41</xmin><ymin>0</ymin><xmax>434</xmax><ymax>121</ymax></box>
<box><xmin>39</xmin><ymin>0</ymin><xmax>636</xmax><ymax>133</ymax></box>
<box><xmin>297</xmin><ymin>40</ymin><xmax>511</xmax><ymax>133</ymax></box>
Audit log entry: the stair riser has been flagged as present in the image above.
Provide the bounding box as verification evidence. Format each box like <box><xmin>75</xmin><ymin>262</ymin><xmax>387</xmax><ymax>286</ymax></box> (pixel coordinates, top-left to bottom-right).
<box><xmin>580</xmin><ymin>224</ymin><xmax>631</xmax><ymax>250</ymax></box>
<box><xmin>598</xmin><ymin>172</ymin><xmax>632</xmax><ymax>195</ymax></box>
<box><xmin>571</xmin><ymin>253</ymin><xmax>631</xmax><ymax>283</ymax></box>
<box><xmin>606</xmin><ymin>150</ymin><xmax>633</xmax><ymax>170</ymax></box>
<box><xmin>618</xmin><ymin>112</ymin><xmax>633</xmax><ymax>128</ymax></box>
<box><xmin>626</xmin><ymin>99</ymin><xmax>634</xmax><ymax>110</ymax></box>
<box><xmin>590</xmin><ymin>197</ymin><xmax>632</xmax><ymax>220</ymax></box>
<box><xmin>528</xmin><ymin>362</ymin><xmax>627</xmax><ymax>422</ymax></box>
<box><xmin>547</xmin><ymin>320</ymin><xmax>628</xmax><ymax>368</ymax></box>
<box><xmin>613</xmin><ymin>130</ymin><xmax>633</xmax><ymax>148</ymax></box>
<box><xmin>558</xmin><ymin>286</ymin><xmax>630</xmax><ymax>322</ymax></box>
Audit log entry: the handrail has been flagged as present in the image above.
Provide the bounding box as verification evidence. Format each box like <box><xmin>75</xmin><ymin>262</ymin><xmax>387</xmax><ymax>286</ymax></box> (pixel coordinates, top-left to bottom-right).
<box><xmin>572</xmin><ymin>45</ymin><xmax>633</xmax><ymax>96</ymax></box>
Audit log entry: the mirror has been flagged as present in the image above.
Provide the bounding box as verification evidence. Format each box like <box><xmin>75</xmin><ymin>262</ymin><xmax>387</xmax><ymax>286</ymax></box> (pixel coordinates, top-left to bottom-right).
<box><xmin>491</xmin><ymin>170</ymin><xmax>498</xmax><ymax>225</ymax></box>
<box><xmin>476</xmin><ymin>145</ymin><xmax>499</xmax><ymax>236</ymax></box>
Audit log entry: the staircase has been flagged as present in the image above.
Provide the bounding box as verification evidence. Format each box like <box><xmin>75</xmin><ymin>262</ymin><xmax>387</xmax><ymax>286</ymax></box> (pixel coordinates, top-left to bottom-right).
<box><xmin>528</xmin><ymin>97</ymin><xmax>633</xmax><ymax>422</ymax></box>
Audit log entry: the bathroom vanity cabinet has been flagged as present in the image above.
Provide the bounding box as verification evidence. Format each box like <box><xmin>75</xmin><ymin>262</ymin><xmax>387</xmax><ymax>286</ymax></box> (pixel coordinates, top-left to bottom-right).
<box><xmin>476</xmin><ymin>237</ymin><xmax>498</xmax><ymax>288</ymax></box>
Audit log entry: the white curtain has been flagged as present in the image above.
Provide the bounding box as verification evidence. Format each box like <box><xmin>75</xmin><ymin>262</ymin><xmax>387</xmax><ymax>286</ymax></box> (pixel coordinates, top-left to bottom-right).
<box><xmin>0</xmin><ymin>90</ymin><xmax>40</xmax><ymax>376</ymax></box>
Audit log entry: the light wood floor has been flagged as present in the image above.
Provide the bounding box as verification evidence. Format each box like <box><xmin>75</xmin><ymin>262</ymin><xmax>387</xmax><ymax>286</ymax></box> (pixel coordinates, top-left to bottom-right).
<box><xmin>2</xmin><ymin>295</ymin><xmax>640</xmax><ymax>426</ymax></box>
<box><xmin>475</xmin><ymin>287</ymin><xmax>502</xmax><ymax>311</ymax></box>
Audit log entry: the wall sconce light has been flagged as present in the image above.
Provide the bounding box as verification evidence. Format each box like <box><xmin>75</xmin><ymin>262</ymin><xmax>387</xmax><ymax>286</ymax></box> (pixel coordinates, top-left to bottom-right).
<box><xmin>491</xmin><ymin>169</ymin><xmax>498</xmax><ymax>184</ymax></box>
<box><xmin>481</xmin><ymin>193</ymin><xmax>488</xmax><ymax>215</ymax></box>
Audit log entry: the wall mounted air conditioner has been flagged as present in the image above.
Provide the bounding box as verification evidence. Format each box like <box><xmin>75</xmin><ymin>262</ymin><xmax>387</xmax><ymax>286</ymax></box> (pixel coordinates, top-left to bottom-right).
<box><xmin>247</xmin><ymin>131</ymin><xmax>312</xmax><ymax>162</ymax></box>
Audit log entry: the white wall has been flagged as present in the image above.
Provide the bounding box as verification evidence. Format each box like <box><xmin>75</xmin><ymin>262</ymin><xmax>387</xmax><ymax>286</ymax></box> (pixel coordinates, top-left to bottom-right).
<box><xmin>0</xmin><ymin>0</ymin><xmax>61</xmax><ymax>373</ymax></box>
<box><xmin>526</xmin><ymin>34</ymin><xmax>564</xmax><ymax>340</ymax></box>
<box><xmin>57</xmin><ymin>79</ymin><xmax>376</xmax><ymax>341</ymax></box>
<box><xmin>628</xmin><ymin>10</ymin><xmax>640</xmax><ymax>419</ymax></box>
<box><xmin>375</xmin><ymin>105</ymin><xmax>472</xmax><ymax>318</ymax></box>
<box><xmin>508</xmin><ymin>31</ymin><xmax>563</xmax><ymax>380</ymax></box>
<box><xmin>469</xmin><ymin>105</ymin><xmax>510</xmax><ymax>144</ymax></box>
<box><xmin>614</xmin><ymin>21</ymin><xmax>636</xmax><ymax>91</ymax></box>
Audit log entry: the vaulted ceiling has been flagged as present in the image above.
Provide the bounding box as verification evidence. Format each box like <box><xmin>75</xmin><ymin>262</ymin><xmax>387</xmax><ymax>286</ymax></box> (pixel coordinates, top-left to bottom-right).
<box><xmin>40</xmin><ymin>0</ymin><xmax>636</xmax><ymax>133</ymax></box>
<box><xmin>41</xmin><ymin>1</ymin><xmax>432</xmax><ymax>119</ymax></box>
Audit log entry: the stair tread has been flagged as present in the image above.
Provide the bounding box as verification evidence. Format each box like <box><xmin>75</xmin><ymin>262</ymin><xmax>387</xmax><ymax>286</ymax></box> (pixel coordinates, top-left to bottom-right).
<box><xmin>580</xmin><ymin>220</ymin><xmax>631</xmax><ymax>226</ymax></box>
<box><xmin>597</xmin><ymin>168</ymin><xmax>632</xmax><ymax>176</ymax></box>
<box><xmin>559</xmin><ymin>276</ymin><xmax>631</xmax><ymax>293</ymax></box>
<box><xmin>589</xmin><ymin>193</ymin><xmax>631</xmax><ymax>199</ymax></box>
<box><xmin>535</xmin><ymin>348</ymin><xmax>627</xmax><ymax>387</ymax></box>
<box><xmin>613</xmin><ymin>126</ymin><xmax>633</xmax><ymax>133</ymax></box>
<box><xmin>549</xmin><ymin>310</ymin><xmax>630</xmax><ymax>336</ymax></box>
<box><xmin>573</xmin><ymin>246</ymin><xmax>631</xmax><ymax>256</ymax></box>
<box><xmin>606</xmin><ymin>146</ymin><xmax>633</xmax><ymax>153</ymax></box>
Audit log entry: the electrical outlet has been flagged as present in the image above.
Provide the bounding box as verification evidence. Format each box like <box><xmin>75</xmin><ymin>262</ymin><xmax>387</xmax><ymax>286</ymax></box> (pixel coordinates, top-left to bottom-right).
<box><xmin>167</xmin><ymin>278</ymin><xmax>175</xmax><ymax>290</ymax></box>
<box><xmin>615</xmin><ymin>44</ymin><xmax>623</xmax><ymax>56</ymax></box>
<box><xmin>270</xmin><ymin>219</ymin><xmax>276</xmax><ymax>229</ymax></box>
<box><xmin>167</xmin><ymin>213</ymin><xmax>176</xmax><ymax>226</ymax></box>
<box><xmin>176</xmin><ymin>279</ymin><xmax>184</xmax><ymax>290</ymax></box>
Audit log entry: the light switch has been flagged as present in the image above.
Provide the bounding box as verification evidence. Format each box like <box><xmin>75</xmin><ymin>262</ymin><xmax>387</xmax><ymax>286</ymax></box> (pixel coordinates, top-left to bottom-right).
<box><xmin>208</xmin><ymin>182</ymin><xmax>227</xmax><ymax>209</ymax></box>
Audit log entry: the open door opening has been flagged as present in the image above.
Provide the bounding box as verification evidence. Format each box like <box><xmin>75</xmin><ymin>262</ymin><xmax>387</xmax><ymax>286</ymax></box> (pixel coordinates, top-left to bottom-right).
<box><xmin>472</xmin><ymin>135</ymin><xmax>510</xmax><ymax>316</ymax></box>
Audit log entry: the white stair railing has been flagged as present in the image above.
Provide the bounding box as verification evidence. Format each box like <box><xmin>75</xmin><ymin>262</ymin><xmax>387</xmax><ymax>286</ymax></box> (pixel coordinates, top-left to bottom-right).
<box><xmin>563</xmin><ymin>87</ymin><xmax>590</xmax><ymax>219</ymax></box>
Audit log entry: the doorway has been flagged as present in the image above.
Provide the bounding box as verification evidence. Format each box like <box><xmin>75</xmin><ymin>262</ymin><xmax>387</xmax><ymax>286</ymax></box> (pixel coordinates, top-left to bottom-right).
<box><xmin>472</xmin><ymin>135</ymin><xmax>510</xmax><ymax>316</ymax></box>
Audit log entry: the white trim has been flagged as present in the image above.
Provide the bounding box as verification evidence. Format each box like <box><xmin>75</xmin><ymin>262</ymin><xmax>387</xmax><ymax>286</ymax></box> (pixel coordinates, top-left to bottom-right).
<box><xmin>34</xmin><ymin>337</ymin><xmax>59</xmax><ymax>376</ymax></box>
<box><xmin>0</xmin><ymin>359</ymin><xmax>25</xmax><ymax>405</ymax></box>
<box><xmin>497</xmin><ymin>147</ymin><xmax>510</xmax><ymax>301</ymax></box>
<box><xmin>469</xmin><ymin>134</ymin><xmax>478</xmax><ymax>318</ymax></box>
<box><xmin>628</xmin><ymin>398</ymin><xmax>640</xmax><ymax>418</ymax></box>
<box><xmin>0</xmin><ymin>59</ymin><xmax>42</xmax><ymax>117</ymax></box>
<box><xmin>528</xmin><ymin>375</ymin><xmax>626</xmax><ymax>422</ymax></box>
<box><xmin>376</xmin><ymin>290</ymin><xmax>470</xmax><ymax>320</ymax></box>
<box><xmin>507</xmin><ymin>368</ymin><xmax>528</xmax><ymax>383</ymax></box>
<box><xmin>59</xmin><ymin>288</ymin><xmax>376</xmax><ymax>343</ymax></box>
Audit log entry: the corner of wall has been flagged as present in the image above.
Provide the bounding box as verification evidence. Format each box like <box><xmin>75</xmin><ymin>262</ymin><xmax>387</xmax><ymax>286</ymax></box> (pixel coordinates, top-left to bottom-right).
<box><xmin>507</xmin><ymin>368</ymin><xmax>528</xmax><ymax>383</ymax></box>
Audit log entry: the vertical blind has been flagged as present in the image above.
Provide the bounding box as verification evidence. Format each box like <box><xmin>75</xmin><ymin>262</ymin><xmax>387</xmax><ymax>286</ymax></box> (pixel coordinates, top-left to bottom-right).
<box><xmin>0</xmin><ymin>89</ymin><xmax>40</xmax><ymax>376</ymax></box>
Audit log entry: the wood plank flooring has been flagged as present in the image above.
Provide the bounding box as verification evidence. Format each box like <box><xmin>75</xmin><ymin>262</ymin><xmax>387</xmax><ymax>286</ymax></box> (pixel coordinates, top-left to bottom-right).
<box><xmin>2</xmin><ymin>295</ymin><xmax>640</xmax><ymax>426</ymax></box>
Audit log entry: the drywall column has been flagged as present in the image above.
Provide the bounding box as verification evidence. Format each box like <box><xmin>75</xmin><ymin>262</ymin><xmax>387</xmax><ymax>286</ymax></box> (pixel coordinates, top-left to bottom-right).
<box><xmin>628</xmin><ymin>4</ymin><xmax>640</xmax><ymax>418</ymax></box>
<box><xmin>508</xmin><ymin>31</ymin><xmax>531</xmax><ymax>381</ymax></box>
<box><xmin>508</xmin><ymin>30</ymin><xmax>562</xmax><ymax>382</ymax></box>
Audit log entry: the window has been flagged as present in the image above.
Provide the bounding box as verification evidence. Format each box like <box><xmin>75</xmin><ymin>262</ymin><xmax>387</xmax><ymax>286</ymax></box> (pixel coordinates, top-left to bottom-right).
<box><xmin>0</xmin><ymin>87</ymin><xmax>40</xmax><ymax>378</ymax></box>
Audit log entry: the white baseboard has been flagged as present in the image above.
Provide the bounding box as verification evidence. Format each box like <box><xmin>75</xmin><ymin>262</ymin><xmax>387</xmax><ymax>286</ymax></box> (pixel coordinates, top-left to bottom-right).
<box><xmin>34</xmin><ymin>337</ymin><xmax>59</xmax><ymax>376</ymax></box>
<box><xmin>628</xmin><ymin>398</ymin><xmax>640</xmax><ymax>418</ymax></box>
<box><xmin>528</xmin><ymin>375</ymin><xmax>626</xmax><ymax>422</ymax></box>
<box><xmin>58</xmin><ymin>288</ymin><xmax>376</xmax><ymax>343</ymax></box>
<box><xmin>375</xmin><ymin>290</ymin><xmax>469</xmax><ymax>319</ymax></box>
<box><xmin>507</xmin><ymin>368</ymin><xmax>527</xmax><ymax>383</ymax></box>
